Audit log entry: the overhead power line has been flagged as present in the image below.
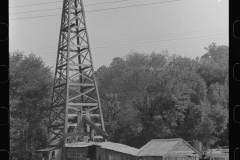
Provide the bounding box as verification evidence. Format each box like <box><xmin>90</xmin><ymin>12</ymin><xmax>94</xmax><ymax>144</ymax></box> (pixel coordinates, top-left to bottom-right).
<box><xmin>10</xmin><ymin>0</ymin><xmax>135</xmax><ymax>14</ymax></box>
<box><xmin>33</xmin><ymin>40</ymin><xmax>229</xmax><ymax>58</ymax></box>
<box><xmin>9</xmin><ymin>0</ymin><xmax>134</xmax><ymax>9</ymax></box>
<box><xmin>10</xmin><ymin>14</ymin><xmax>61</xmax><ymax>20</ymax></box>
<box><xmin>24</xmin><ymin>39</ymin><xmax>227</xmax><ymax>60</ymax></box>
<box><xmin>9</xmin><ymin>0</ymin><xmax>62</xmax><ymax>8</ymax></box>
<box><xmin>87</xmin><ymin>0</ymin><xmax>181</xmax><ymax>12</ymax></box>
<box><xmin>17</xmin><ymin>29</ymin><xmax>228</xmax><ymax>52</ymax></box>
<box><xmin>91</xmin><ymin>40</ymin><xmax>229</xmax><ymax>56</ymax></box>
<box><xmin>90</xmin><ymin>28</ymin><xmax>228</xmax><ymax>44</ymax></box>
<box><xmin>85</xmin><ymin>0</ymin><xmax>134</xmax><ymax>7</ymax></box>
<box><xmin>10</xmin><ymin>0</ymin><xmax>182</xmax><ymax>20</ymax></box>
<box><xmin>19</xmin><ymin>28</ymin><xmax>228</xmax><ymax>51</ymax></box>
<box><xmin>18</xmin><ymin>33</ymin><xmax>227</xmax><ymax>54</ymax></box>
<box><xmin>91</xmin><ymin>33</ymin><xmax>228</xmax><ymax>50</ymax></box>
<box><xmin>10</xmin><ymin>8</ymin><xmax>62</xmax><ymax>15</ymax></box>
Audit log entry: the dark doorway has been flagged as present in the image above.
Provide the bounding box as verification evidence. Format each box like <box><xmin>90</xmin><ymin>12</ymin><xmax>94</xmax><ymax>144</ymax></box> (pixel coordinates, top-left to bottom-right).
<box><xmin>87</xmin><ymin>146</ymin><xmax>96</xmax><ymax>160</ymax></box>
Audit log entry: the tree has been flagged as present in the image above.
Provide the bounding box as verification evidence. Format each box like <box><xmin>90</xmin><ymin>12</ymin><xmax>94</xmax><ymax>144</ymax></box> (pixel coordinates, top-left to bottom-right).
<box><xmin>97</xmin><ymin>52</ymin><xmax>207</xmax><ymax>147</ymax></box>
<box><xmin>197</xmin><ymin>43</ymin><xmax>229</xmax><ymax>146</ymax></box>
<box><xmin>96</xmin><ymin>44</ymin><xmax>228</xmax><ymax>148</ymax></box>
<box><xmin>10</xmin><ymin>51</ymin><xmax>53</xmax><ymax>160</ymax></box>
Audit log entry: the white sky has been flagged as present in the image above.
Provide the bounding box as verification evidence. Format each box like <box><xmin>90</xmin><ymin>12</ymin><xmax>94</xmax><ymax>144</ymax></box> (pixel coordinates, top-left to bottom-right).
<box><xmin>9</xmin><ymin>0</ymin><xmax>228</xmax><ymax>71</ymax></box>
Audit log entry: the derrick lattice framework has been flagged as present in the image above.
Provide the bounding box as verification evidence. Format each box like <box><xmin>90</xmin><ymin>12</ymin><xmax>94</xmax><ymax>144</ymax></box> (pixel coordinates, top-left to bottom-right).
<box><xmin>48</xmin><ymin>0</ymin><xmax>106</xmax><ymax>148</ymax></box>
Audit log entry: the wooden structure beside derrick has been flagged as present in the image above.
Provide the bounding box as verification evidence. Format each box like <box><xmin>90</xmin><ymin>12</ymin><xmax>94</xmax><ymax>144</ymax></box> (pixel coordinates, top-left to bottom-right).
<box><xmin>36</xmin><ymin>138</ymin><xmax>204</xmax><ymax>160</ymax></box>
<box><xmin>63</xmin><ymin>141</ymin><xmax>139</xmax><ymax>160</ymax></box>
<box><xmin>136</xmin><ymin>138</ymin><xmax>202</xmax><ymax>160</ymax></box>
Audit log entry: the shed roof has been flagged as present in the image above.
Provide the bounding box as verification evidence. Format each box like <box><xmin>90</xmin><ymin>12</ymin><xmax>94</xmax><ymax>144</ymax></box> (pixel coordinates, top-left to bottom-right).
<box><xmin>64</xmin><ymin>141</ymin><xmax>139</xmax><ymax>156</ymax></box>
<box><xmin>137</xmin><ymin>139</ymin><xmax>179</xmax><ymax>156</ymax></box>
<box><xmin>97</xmin><ymin>142</ymin><xmax>139</xmax><ymax>156</ymax></box>
<box><xmin>137</xmin><ymin>138</ymin><xmax>202</xmax><ymax>157</ymax></box>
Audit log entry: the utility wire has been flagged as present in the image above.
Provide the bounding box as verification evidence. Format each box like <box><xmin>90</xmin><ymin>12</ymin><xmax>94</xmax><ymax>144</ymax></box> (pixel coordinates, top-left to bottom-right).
<box><xmin>90</xmin><ymin>34</ymin><xmax>228</xmax><ymax>50</ymax></box>
<box><xmin>16</xmin><ymin>35</ymin><xmax>228</xmax><ymax>56</ymax></box>
<box><xmin>19</xmin><ymin>34</ymin><xmax>227</xmax><ymax>55</ymax></box>
<box><xmin>92</xmin><ymin>38</ymin><xmax>228</xmax><ymax>53</ymax></box>
<box><xmin>9</xmin><ymin>0</ymin><xmax>133</xmax><ymax>8</ymax></box>
<box><xmin>10</xmin><ymin>0</ymin><xmax>181</xmax><ymax>20</ymax></box>
<box><xmin>85</xmin><ymin>0</ymin><xmax>134</xmax><ymax>7</ymax></box>
<box><xmin>9</xmin><ymin>0</ymin><xmax>135</xmax><ymax>14</ymax></box>
<box><xmin>31</xmin><ymin>41</ymin><xmax>229</xmax><ymax>59</ymax></box>
<box><xmin>32</xmin><ymin>33</ymin><xmax>228</xmax><ymax>55</ymax></box>
<box><xmin>19</xmin><ymin>28</ymin><xmax>227</xmax><ymax>52</ymax></box>
<box><xmin>20</xmin><ymin>39</ymin><xmax>228</xmax><ymax>72</ymax></box>
<box><xmin>28</xmin><ymin>40</ymin><xmax>227</xmax><ymax>61</ymax></box>
<box><xmin>87</xmin><ymin>0</ymin><xmax>181</xmax><ymax>12</ymax></box>
<box><xmin>22</xmin><ymin>33</ymin><xmax>229</xmax><ymax>53</ymax></box>
<box><xmin>9</xmin><ymin>8</ymin><xmax>62</xmax><ymax>15</ymax></box>
<box><xmin>10</xmin><ymin>14</ymin><xmax>61</xmax><ymax>20</ymax></box>
<box><xmin>91</xmin><ymin>28</ymin><xmax>228</xmax><ymax>45</ymax></box>
<box><xmin>92</xmin><ymin>40</ymin><xmax>228</xmax><ymax>56</ymax></box>
<box><xmin>9</xmin><ymin>0</ymin><xmax>62</xmax><ymax>8</ymax></box>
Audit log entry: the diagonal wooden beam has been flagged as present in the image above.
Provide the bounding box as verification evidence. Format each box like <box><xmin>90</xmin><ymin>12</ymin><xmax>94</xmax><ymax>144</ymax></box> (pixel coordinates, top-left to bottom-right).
<box><xmin>82</xmin><ymin>116</ymin><xmax>108</xmax><ymax>138</ymax></box>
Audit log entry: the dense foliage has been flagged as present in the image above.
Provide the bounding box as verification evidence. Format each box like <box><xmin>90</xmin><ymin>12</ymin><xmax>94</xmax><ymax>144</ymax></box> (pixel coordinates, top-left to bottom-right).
<box><xmin>10</xmin><ymin>43</ymin><xmax>228</xmax><ymax>159</ymax></box>
<box><xmin>96</xmin><ymin>43</ymin><xmax>228</xmax><ymax>149</ymax></box>
<box><xmin>10</xmin><ymin>52</ymin><xmax>53</xmax><ymax>160</ymax></box>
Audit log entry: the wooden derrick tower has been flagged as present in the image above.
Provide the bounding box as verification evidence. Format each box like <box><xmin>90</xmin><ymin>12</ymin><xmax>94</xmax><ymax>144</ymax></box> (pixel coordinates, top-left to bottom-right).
<box><xmin>48</xmin><ymin>0</ymin><xmax>107</xmax><ymax>150</ymax></box>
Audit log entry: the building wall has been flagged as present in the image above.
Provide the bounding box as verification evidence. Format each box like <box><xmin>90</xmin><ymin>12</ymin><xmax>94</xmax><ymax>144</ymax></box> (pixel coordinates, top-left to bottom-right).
<box><xmin>136</xmin><ymin>157</ymin><xmax>162</xmax><ymax>160</ymax></box>
<box><xmin>96</xmin><ymin>147</ymin><xmax>105</xmax><ymax>160</ymax></box>
<box><xmin>64</xmin><ymin>146</ymin><xmax>136</xmax><ymax>160</ymax></box>
<box><xmin>167</xmin><ymin>141</ymin><xmax>200</xmax><ymax>160</ymax></box>
<box><xmin>95</xmin><ymin>147</ymin><xmax>136</xmax><ymax>160</ymax></box>
<box><xmin>136</xmin><ymin>141</ymin><xmax>200</xmax><ymax>160</ymax></box>
<box><xmin>54</xmin><ymin>148</ymin><xmax>62</xmax><ymax>160</ymax></box>
<box><xmin>65</xmin><ymin>147</ymin><xmax>88</xmax><ymax>160</ymax></box>
<box><xmin>163</xmin><ymin>156</ymin><xmax>199</xmax><ymax>160</ymax></box>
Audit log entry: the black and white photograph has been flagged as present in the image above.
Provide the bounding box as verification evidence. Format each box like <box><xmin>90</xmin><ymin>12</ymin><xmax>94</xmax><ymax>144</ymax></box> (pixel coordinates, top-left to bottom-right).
<box><xmin>9</xmin><ymin>0</ymin><xmax>229</xmax><ymax>160</ymax></box>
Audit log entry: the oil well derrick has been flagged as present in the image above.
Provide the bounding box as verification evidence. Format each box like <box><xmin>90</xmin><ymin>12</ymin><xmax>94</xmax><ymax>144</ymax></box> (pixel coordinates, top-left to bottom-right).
<box><xmin>48</xmin><ymin>0</ymin><xmax>107</xmax><ymax>149</ymax></box>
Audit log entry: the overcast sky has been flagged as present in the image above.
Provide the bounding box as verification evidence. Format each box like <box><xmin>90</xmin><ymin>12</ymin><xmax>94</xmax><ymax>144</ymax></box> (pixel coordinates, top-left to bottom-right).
<box><xmin>9</xmin><ymin>0</ymin><xmax>228</xmax><ymax>70</ymax></box>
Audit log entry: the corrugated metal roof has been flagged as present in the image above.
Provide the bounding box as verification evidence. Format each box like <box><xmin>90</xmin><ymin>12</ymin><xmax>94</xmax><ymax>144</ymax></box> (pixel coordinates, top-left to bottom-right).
<box><xmin>64</xmin><ymin>141</ymin><xmax>139</xmax><ymax>156</ymax></box>
<box><xmin>137</xmin><ymin>138</ymin><xmax>202</xmax><ymax>157</ymax></box>
<box><xmin>137</xmin><ymin>139</ymin><xmax>179</xmax><ymax>156</ymax></box>
<box><xmin>97</xmin><ymin>142</ymin><xmax>139</xmax><ymax>156</ymax></box>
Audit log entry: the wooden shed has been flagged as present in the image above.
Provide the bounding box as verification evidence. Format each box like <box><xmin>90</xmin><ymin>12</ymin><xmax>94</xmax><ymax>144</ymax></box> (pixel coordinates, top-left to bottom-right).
<box><xmin>64</xmin><ymin>141</ymin><xmax>139</xmax><ymax>160</ymax></box>
<box><xmin>136</xmin><ymin>138</ymin><xmax>202</xmax><ymax>160</ymax></box>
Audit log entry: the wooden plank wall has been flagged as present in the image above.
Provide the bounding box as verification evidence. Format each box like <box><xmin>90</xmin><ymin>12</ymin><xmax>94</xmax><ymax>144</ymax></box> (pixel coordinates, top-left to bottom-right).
<box><xmin>95</xmin><ymin>146</ymin><xmax>136</xmax><ymax>160</ymax></box>
<box><xmin>65</xmin><ymin>146</ymin><xmax>137</xmax><ymax>160</ymax></box>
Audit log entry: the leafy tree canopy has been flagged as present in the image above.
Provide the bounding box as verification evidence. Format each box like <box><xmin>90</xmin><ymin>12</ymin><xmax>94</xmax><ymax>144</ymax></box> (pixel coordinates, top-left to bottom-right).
<box><xmin>10</xmin><ymin>43</ymin><xmax>228</xmax><ymax>160</ymax></box>
<box><xmin>10</xmin><ymin>51</ymin><xmax>53</xmax><ymax>160</ymax></box>
<box><xmin>97</xmin><ymin>44</ymin><xmax>228</xmax><ymax>148</ymax></box>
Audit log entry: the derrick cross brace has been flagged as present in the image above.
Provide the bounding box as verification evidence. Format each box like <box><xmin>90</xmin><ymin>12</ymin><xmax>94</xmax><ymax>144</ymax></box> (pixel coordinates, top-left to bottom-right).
<box><xmin>47</xmin><ymin>0</ymin><xmax>106</xmax><ymax>155</ymax></box>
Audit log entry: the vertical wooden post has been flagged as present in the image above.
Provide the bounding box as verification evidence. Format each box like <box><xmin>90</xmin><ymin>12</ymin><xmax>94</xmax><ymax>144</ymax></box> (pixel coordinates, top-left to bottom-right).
<box><xmin>86</xmin><ymin>108</ymin><xmax>90</xmax><ymax>133</ymax></box>
<box><xmin>77</xmin><ymin>111</ymin><xmax>83</xmax><ymax>140</ymax></box>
